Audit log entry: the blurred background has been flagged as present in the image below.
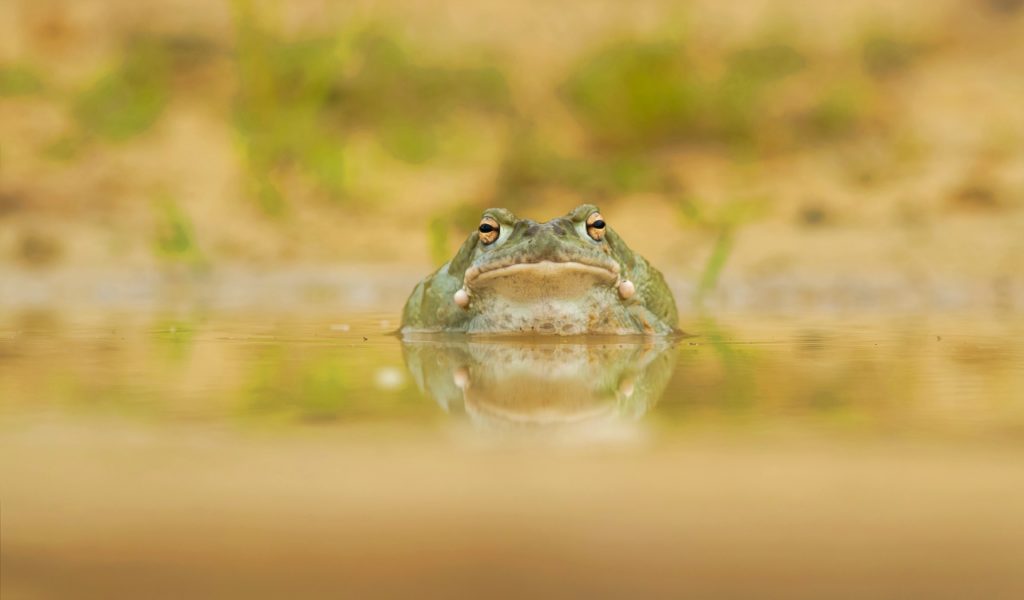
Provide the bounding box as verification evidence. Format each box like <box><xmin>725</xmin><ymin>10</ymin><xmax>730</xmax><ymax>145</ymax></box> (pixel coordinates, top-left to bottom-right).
<box><xmin>1</xmin><ymin>0</ymin><xmax>1022</xmax><ymax>311</ymax></box>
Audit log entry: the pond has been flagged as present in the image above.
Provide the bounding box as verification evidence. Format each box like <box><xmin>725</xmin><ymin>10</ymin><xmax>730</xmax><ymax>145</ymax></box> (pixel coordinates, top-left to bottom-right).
<box><xmin>2</xmin><ymin>308</ymin><xmax>1023</xmax><ymax>597</ymax></box>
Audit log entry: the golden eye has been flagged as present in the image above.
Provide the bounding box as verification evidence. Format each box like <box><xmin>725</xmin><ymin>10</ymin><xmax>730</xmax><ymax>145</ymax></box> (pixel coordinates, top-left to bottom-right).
<box><xmin>478</xmin><ymin>216</ymin><xmax>500</xmax><ymax>244</ymax></box>
<box><xmin>586</xmin><ymin>212</ymin><xmax>606</xmax><ymax>241</ymax></box>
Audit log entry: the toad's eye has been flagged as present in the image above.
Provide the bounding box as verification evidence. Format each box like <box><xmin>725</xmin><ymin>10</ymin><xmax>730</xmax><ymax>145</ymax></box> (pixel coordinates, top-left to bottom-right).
<box><xmin>478</xmin><ymin>216</ymin><xmax>500</xmax><ymax>244</ymax></box>
<box><xmin>586</xmin><ymin>212</ymin><xmax>606</xmax><ymax>241</ymax></box>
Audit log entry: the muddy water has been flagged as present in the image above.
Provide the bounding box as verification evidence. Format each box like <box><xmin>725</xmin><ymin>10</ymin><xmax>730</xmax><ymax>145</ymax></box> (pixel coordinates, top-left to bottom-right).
<box><xmin>2</xmin><ymin>310</ymin><xmax>1024</xmax><ymax>598</ymax></box>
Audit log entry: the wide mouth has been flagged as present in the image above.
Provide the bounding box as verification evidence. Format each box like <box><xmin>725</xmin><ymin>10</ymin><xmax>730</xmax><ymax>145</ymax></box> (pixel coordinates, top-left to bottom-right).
<box><xmin>464</xmin><ymin>260</ymin><xmax>619</xmax><ymax>289</ymax></box>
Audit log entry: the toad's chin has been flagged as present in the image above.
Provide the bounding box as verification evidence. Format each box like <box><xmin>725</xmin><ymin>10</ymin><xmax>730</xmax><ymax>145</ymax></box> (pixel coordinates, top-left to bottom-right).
<box><xmin>464</xmin><ymin>260</ymin><xmax>619</xmax><ymax>301</ymax></box>
<box><xmin>459</xmin><ymin>261</ymin><xmax>638</xmax><ymax>335</ymax></box>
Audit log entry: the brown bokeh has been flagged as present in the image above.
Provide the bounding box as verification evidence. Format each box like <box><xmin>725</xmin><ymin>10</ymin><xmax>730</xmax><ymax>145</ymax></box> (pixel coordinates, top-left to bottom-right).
<box><xmin>1</xmin><ymin>0</ymin><xmax>1022</xmax><ymax>311</ymax></box>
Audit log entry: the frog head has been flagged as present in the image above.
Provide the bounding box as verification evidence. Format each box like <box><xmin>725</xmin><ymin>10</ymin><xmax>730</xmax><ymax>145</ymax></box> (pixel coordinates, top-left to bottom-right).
<box><xmin>401</xmin><ymin>204</ymin><xmax>678</xmax><ymax>335</ymax></box>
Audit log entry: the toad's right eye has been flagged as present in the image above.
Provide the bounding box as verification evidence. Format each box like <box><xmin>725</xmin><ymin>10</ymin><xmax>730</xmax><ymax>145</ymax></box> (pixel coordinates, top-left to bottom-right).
<box><xmin>478</xmin><ymin>217</ymin><xmax>500</xmax><ymax>244</ymax></box>
<box><xmin>586</xmin><ymin>211</ymin><xmax>606</xmax><ymax>241</ymax></box>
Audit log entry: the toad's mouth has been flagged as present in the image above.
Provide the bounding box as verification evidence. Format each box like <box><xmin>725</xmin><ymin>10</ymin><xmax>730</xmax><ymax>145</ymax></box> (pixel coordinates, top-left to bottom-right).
<box><xmin>464</xmin><ymin>260</ymin><xmax>619</xmax><ymax>300</ymax></box>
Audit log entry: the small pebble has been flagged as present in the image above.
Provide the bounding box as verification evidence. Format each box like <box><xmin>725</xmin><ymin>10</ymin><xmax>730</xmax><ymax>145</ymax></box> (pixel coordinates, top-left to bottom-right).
<box><xmin>452</xmin><ymin>367</ymin><xmax>470</xmax><ymax>389</ymax></box>
<box><xmin>374</xmin><ymin>367</ymin><xmax>405</xmax><ymax>390</ymax></box>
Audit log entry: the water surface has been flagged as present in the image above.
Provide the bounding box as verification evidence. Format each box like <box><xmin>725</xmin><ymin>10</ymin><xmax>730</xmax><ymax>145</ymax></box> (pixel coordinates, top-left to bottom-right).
<box><xmin>2</xmin><ymin>310</ymin><xmax>1023</xmax><ymax>598</ymax></box>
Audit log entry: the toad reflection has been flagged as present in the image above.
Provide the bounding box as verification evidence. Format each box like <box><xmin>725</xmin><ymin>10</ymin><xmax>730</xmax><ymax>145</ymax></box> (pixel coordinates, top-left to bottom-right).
<box><xmin>401</xmin><ymin>339</ymin><xmax>678</xmax><ymax>430</ymax></box>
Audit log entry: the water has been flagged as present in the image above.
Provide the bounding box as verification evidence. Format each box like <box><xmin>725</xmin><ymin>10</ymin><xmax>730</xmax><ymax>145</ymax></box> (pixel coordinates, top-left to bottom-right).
<box><xmin>3</xmin><ymin>309</ymin><xmax>1024</xmax><ymax>598</ymax></box>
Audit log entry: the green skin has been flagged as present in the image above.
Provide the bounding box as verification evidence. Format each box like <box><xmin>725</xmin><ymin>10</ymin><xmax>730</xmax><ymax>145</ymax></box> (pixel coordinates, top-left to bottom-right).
<box><xmin>401</xmin><ymin>204</ymin><xmax>679</xmax><ymax>336</ymax></box>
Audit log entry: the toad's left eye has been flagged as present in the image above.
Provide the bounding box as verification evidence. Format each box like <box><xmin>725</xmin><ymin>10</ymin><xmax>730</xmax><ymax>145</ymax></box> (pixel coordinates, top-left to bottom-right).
<box><xmin>478</xmin><ymin>216</ymin><xmax>500</xmax><ymax>244</ymax></box>
<box><xmin>586</xmin><ymin>212</ymin><xmax>606</xmax><ymax>241</ymax></box>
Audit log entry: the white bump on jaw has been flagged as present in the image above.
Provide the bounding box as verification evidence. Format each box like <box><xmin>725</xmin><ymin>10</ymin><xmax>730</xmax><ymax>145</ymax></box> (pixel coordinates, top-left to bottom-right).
<box><xmin>454</xmin><ymin>288</ymin><xmax>470</xmax><ymax>308</ymax></box>
<box><xmin>618</xmin><ymin>279</ymin><xmax>636</xmax><ymax>300</ymax></box>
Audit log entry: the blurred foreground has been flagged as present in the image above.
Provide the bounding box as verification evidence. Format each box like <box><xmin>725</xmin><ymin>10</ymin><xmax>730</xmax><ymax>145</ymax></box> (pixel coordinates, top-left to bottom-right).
<box><xmin>2</xmin><ymin>309</ymin><xmax>1024</xmax><ymax>597</ymax></box>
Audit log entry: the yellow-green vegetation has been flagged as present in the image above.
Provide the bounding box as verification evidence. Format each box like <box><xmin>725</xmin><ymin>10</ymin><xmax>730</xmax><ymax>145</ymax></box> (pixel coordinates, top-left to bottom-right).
<box><xmin>491</xmin><ymin>125</ymin><xmax>666</xmax><ymax>202</ymax></box>
<box><xmin>562</xmin><ymin>34</ymin><xmax>809</xmax><ymax>149</ymax></box>
<box><xmin>153</xmin><ymin>195</ymin><xmax>206</xmax><ymax>266</ymax></box>
<box><xmin>675</xmin><ymin>195</ymin><xmax>764</xmax><ymax>302</ymax></box>
<box><xmin>860</xmin><ymin>26</ymin><xmax>928</xmax><ymax>78</ymax></box>
<box><xmin>243</xmin><ymin>350</ymin><xmax>356</xmax><ymax>421</ymax></box>
<box><xmin>0</xmin><ymin>10</ymin><xmax>942</xmax><ymax>199</ymax></box>
<box><xmin>0</xmin><ymin>64</ymin><xmax>44</xmax><ymax>96</ymax></box>
<box><xmin>44</xmin><ymin>35</ymin><xmax>220</xmax><ymax>159</ymax></box>
<box><xmin>240</xmin><ymin>344</ymin><xmax>430</xmax><ymax>423</ymax></box>
<box><xmin>563</xmin><ymin>39</ymin><xmax>707</xmax><ymax>150</ymax></box>
<box><xmin>74</xmin><ymin>39</ymin><xmax>172</xmax><ymax>142</ymax></box>
<box><xmin>531</xmin><ymin>27</ymin><xmax>879</xmax><ymax>177</ymax></box>
<box><xmin>1</xmin><ymin>0</ymin><xmax>1021</xmax><ymax>303</ymax></box>
<box><xmin>232</xmin><ymin>0</ymin><xmax>510</xmax><ymax>212</ymax></box>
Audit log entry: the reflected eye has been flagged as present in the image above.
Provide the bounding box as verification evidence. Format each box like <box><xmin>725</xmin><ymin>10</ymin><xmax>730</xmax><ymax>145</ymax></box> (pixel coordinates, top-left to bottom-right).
<box><xmin>586</xmin><ymin>212</ymin><xmax>606</xmax><ymax>241</ymax></box>
<box><xmin>478</xmin><ymin>216</ymin><xmax>500</xmax><ymax>244</ymax></box>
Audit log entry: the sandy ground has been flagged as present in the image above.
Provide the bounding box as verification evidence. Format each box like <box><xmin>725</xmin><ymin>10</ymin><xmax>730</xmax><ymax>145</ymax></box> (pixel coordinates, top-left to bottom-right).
<box><xmin>3</xmin><ymin>420</ymin><xmax>1024</xmax><ymax>599</ymax></box>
